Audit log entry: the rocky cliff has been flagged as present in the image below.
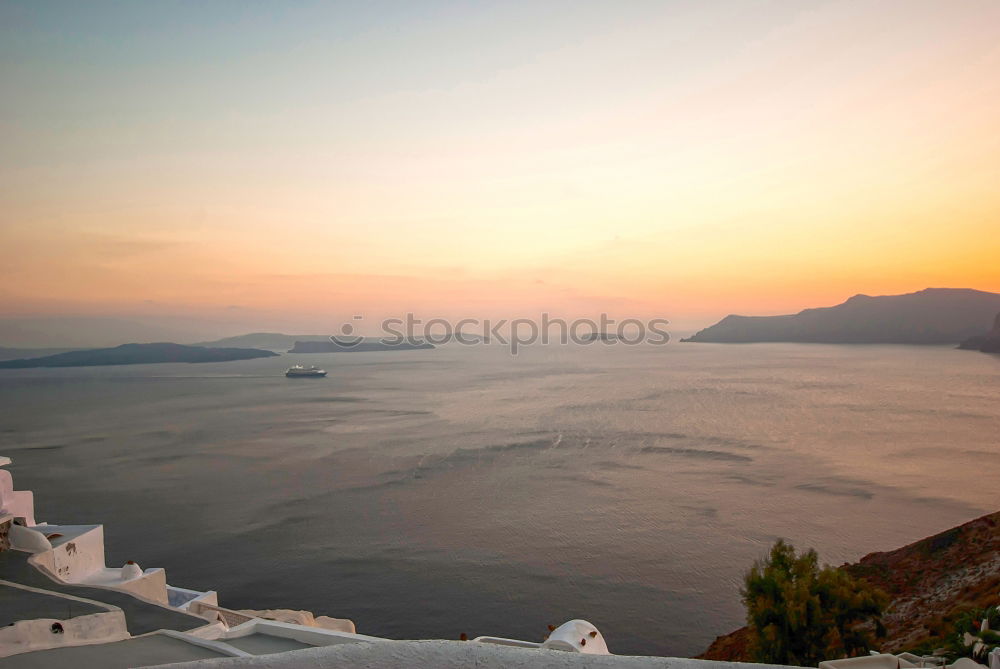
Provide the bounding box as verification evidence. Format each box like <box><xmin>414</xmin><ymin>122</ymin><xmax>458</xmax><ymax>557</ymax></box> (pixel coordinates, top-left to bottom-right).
<box><xmin>699</xmin><ymin>510</ymin><xmax>1000</xmax><ymax>661</ymax></box>
<box><xmin>958</xmin><ymin>312</ymin><xmax>1000</xmax><ymax>353</ymax></box>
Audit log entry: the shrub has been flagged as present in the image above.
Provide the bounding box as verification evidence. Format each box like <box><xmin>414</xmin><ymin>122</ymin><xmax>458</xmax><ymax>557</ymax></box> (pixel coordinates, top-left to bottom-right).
<box><xmin>743</xmin><ymin>540</ymin><xmax>888</xmax><ymax>666</ymax></box>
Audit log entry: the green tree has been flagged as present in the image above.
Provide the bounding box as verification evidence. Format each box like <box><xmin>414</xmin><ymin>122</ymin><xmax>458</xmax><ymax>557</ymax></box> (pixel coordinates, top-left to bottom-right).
<box><xmin>742</xmin><ymin>540</ymin><xmax>888</xmax><ymax>666</ymax></box>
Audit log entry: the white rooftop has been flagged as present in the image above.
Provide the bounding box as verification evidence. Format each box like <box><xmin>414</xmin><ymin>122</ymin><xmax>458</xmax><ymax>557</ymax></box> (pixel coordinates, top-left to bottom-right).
<box><xmin>155</xmin><ymin>639</ymin><xmax>797</xmax><ymax>669</ymax></box>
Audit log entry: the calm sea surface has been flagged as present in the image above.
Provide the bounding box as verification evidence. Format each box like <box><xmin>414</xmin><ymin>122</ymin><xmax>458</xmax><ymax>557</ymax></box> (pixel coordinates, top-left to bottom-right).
<box><xmin>1</xmin><ymin>343</ymin><xmax>998</xmax><ymax>656</ymax></box>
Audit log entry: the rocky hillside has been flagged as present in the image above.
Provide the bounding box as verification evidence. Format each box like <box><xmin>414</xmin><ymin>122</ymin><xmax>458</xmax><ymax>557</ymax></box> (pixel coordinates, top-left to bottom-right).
<box><xmin>699</xmin><ymin>510</ymin><xmax>1000</xmax><ymax>661</ymax></box>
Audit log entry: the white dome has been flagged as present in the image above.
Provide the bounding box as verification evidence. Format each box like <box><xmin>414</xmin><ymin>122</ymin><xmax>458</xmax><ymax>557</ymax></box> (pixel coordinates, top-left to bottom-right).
<box><xmin>121</xmin><ymin>561</ymin><xmax>143</xmax><ymax>580</ymax></box>
<box><xmin>543</xmin><ymin>619</ymin><xmax>610</xmax><ymax>655</ymax></box>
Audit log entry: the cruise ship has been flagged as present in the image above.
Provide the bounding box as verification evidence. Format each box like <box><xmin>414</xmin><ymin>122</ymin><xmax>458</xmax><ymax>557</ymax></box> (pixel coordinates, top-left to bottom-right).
<box><xmin>284</xmin><ymin>365</ymin><xmax>326</xmax><ymax>378</ymax></box>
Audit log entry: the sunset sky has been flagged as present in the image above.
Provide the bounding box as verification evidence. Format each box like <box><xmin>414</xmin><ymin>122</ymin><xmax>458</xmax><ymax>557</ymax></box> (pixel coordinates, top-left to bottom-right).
<box><xmin>2</xmin><ymin>1</ymin><xmax>999</xmax><ymax>336</ymax></box>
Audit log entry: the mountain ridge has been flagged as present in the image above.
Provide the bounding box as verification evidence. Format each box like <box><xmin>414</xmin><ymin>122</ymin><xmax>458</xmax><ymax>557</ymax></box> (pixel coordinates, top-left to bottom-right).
<box><xmin>682</xmin><ymin>288</ymin><xmax>1000</xmax><ymax>345</ymax></box>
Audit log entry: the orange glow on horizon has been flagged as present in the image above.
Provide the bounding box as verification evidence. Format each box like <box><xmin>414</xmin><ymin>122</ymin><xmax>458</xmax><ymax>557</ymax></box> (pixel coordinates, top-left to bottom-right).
<box><xmin>1</xmin><ymin>2</ymin><xmax>999</xmax><ymax>332</ymax></box>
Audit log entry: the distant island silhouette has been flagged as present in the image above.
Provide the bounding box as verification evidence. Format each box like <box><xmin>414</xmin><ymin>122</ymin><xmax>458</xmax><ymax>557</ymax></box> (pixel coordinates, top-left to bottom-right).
<box><xmin>196</xmin><ymin>333</ymin><xmax>435</xmax><ymax>352</ymax></box>
<box><xmin>288</xmin><ymin>339</ymin><xmax>434</xmax><ymax>353</ymax></box>
<box><xmin>682</xmin><ymin>288</ymin><xmax>1000</xmax><ymax>345</ymax></box>
<box><xmin>0</xmin><ymin>347</ymin><xmax>88</xmax><ymax>362</ymax></box>
<box><xmin>0</xmin><ymin>342</ymin><xmax>278</xmax><ymax>368</ymax></box>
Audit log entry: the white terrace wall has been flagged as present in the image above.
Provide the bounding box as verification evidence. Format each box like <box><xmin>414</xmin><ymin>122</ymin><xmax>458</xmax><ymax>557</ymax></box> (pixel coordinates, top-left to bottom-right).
<box><xmin>0</xmin><ymin>610</ymin><xmax>129</xmax><ymax>658</ymax></box>
<box><xmin>29</xmin><ymin>526</ymin><xmax>170</xmax><ymax>605</ymax></box>
<box><xmin>0</xmin><ymin>468</ymin><xmax>35</xmax><ymax>526</ymax></box>
<box><xmin>118</xmin><ymin>567</ymin><xmax>169</xmax><ymax>605</ymax></box>
<box><xmin>31</xmin><ymin>526</ymin><xmax>107</xmax><ymax>582</ymax></box>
